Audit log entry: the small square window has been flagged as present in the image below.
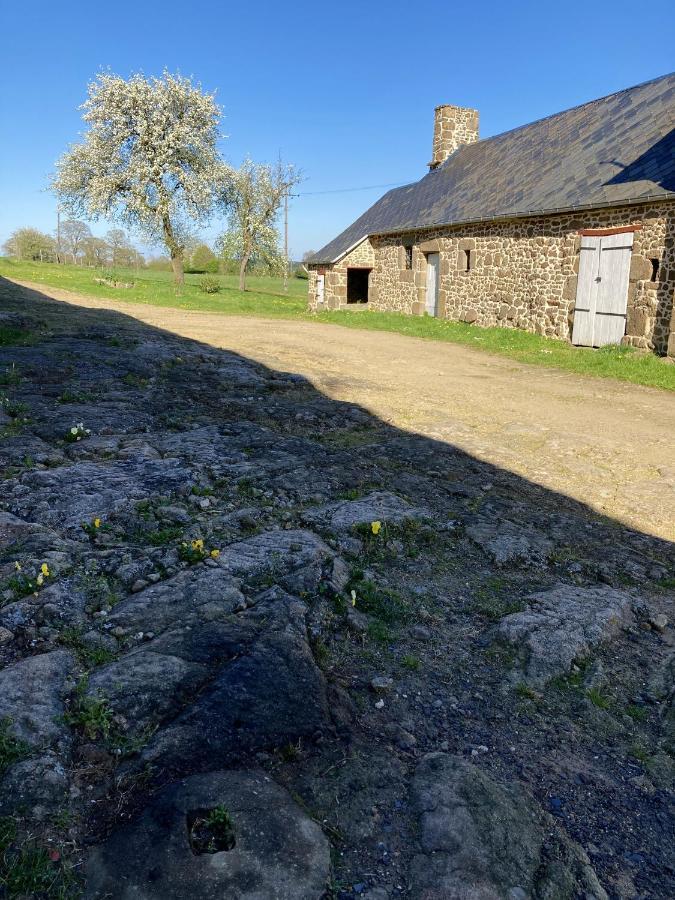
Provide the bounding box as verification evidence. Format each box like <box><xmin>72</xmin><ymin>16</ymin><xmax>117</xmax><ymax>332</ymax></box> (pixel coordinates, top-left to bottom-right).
<box><xmin>650</xmin><ymin>258</ymin><xmax>660</xmax><ymax>282</ymax></box>
<box><xmin>404</xmin><ymin>245</ymin><xmax>413</xmax><ymax>270</ymax></box>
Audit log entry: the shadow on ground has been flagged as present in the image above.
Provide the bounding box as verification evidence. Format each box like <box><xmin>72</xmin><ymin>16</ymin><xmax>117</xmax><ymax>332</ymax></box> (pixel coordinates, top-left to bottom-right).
<box><xmin>0</xmin><ymin>277</ymin><xmax>673</xmax><ymax>899</ymax></box>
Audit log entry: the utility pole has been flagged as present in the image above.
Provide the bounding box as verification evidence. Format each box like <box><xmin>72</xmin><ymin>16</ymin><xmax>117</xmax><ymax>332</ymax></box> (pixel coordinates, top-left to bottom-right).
<box><xmin>56</xmin><ymin>207</ymin><xmax>62</xmax><ymax>264</ymax></box>
<box><xmin>283</xmin><ymin>188</ymin><xmax>289</xmax><ymax>294</ymax></box>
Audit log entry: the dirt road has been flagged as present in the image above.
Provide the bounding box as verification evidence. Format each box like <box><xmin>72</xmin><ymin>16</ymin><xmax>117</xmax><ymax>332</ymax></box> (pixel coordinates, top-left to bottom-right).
<box><xmin>12</xmin><ymin>279</ymin><xmax>675</xmax><ymax>540</ymax></box>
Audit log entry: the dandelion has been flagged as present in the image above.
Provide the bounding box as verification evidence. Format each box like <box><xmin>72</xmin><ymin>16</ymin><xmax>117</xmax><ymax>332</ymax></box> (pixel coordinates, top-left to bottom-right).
<box><xmin>371</xmin><ymin>520</ymin><xmax>382</xmax><ymax>535</ymax></box>
<box><xmin>40</xmin><ymin>563</ymin><xmax>50</xmax><ymax>577</ymax></box>
<box><xmin>93</xmin><ymin>518</ymin><xmax>101</xmax><ymax>528</ymax></box>
<box><xmin>191</xmin><ymin>538</ymin><xmax>204</xmax><ymax>551</ymax></box>
<box><xmin>350</xmin><ymin>589</ymin><xmax>357</xmax><ymax>607</ymax></box>
<box><xmin>210</xmin><ymin>549</ymin><xmax>220</xmax><ymax>559</ymax></box>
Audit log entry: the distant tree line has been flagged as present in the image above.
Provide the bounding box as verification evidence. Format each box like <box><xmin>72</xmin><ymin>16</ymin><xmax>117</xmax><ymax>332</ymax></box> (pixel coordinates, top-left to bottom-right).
<box><xmin>2</xmin><ymin>223</ymin><xmax>307</xmax><ymax>279</ymax></box>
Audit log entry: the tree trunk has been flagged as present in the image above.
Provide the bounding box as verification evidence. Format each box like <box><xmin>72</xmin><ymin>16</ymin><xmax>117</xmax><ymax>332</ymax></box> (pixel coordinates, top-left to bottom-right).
<box><xmin>171</xmin><ymin>249</ymin><xmax>185</xmax><ymax>288</ymax></box>
<box><xmin>161</xmin><ymin>213</ymin><xmax>184</xmax><ymax>289</ymax></box>
<box><xmin>239</xmin><ymin>253</ymin><xmax>250</xmax><ymax>291</ymax></box>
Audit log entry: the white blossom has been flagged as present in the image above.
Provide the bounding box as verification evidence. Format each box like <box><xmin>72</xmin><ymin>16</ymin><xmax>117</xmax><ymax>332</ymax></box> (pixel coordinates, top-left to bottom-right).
<box><xmin>53</xmin><ymin>71</ymin><xmax>230</xmax><ymax>284</ymax></box>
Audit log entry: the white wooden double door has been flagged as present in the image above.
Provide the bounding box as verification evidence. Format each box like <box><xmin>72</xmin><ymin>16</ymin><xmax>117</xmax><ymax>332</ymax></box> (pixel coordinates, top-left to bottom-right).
<box><xmin>572</xmin><ymin>232</ymin><xmax>633</xmax><ymax>347</ymax></box>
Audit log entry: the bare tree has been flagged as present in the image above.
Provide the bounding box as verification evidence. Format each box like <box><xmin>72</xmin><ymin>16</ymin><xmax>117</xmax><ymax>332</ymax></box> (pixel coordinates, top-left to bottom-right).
<box><xmin>60</xmin><ymin>220</ymin><xmax>92</xmax><ymax>264</ymax></box>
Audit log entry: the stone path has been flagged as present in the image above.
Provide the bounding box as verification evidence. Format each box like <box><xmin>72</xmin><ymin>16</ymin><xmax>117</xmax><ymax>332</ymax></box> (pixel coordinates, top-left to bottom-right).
<box><xmin>12</xmin><ymin>277</ymin><xmax>675</xmax><ymax>541</ymax></box>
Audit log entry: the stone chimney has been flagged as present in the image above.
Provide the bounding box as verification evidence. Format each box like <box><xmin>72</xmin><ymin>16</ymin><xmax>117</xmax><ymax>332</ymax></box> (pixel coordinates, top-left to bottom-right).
<box><xmin>429</xmin><ymin>104</ymin><xmax>479</xmax><ymax>169</ymax></box>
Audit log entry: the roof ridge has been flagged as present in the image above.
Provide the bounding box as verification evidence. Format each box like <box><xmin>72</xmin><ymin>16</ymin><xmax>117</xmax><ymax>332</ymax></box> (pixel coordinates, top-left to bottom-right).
<box><xmin>447</xmin><ymin>71</ymin><xmax>675</xmax><ymax>156</ymax></box>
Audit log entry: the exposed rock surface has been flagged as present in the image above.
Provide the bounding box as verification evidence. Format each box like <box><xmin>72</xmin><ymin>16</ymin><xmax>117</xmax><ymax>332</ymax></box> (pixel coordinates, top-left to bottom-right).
<box><xmin>303</xmin><ymin>491</ymin><xmax>429</xmax><ymax>531</ymax></box>
<box><xmin>409</xmin><ymin>753</ymin><xmax>607</xmax><ymax>899</ymax></box>
<box><xmin>498</xmin><ymin>584</ymin><xmax>636</xmax><ymax>686</ymax></box>
<box><xmin>0</xmin><ymin>279</ymin><xmax>673</xmax><ymax>898</ymax></box>
<box><xmin>466</xmin><ymin>517</ymin><xmax>554</xmax><ymax>567</ymax></box>
<box><xmin>0</xmin><ymin>650</ymin><xmax>74</xmax><ymax>749</ymax></box>
<box><xmin>84</xmin><ymin>770</ymin><xmax>330</xmax><ymax>899</ymax></box>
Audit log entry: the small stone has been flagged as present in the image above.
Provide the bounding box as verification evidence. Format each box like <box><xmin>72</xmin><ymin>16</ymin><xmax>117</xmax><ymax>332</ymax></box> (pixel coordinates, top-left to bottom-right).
<box><xmin>198</xmin><ymin>498</ymin><xmax>210</xmax><ymax>509</ymax></box>
<box><xmin>111</xmin><ymin>626</ymin><xmax>126</xmax><ymax>638</ymax></box>
<box><xmin>410</xmin><ymin>625</ymin><xmax>431</xmax><ymax>640</ymax></box>
<box><xmin>649</xmin><ymin>613</ymin><xmax>668</xmax><ymax>632</ymax></box>
<box><xmin>374</xmin><ymin>699</ymin><xmax>385</xmax><ymax>710</ymax></box>
<box><xmin>346</xmin><ymin>608</ymin><xmax>369</xmax><ymax>634</ymax></box>
<box><xmin>0</xmin><ymin>626</ymin><xmax>14</xmax><ymax>645</ymax></box>
<box><xmin>371</xmin><ymin>676</ymin><xmax>394</xmax><ymax>693</ymax></box>
<box><xmin>131</xmin><ymin>579</ymin><xmax>148</xmax><ymax>593</ymax></box>
<box><xmin>147</xmin><ymin>573</ymin><xmax>161</xmax><ymax>583</ymax></box>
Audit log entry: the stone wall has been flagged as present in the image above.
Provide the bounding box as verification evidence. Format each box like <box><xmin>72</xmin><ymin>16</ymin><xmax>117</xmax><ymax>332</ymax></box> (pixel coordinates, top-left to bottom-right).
<box><xmin>307</xmin><ymin>239</ymin><xmax>375</xmax><ymax>310</ymax></box>
<box><xmin>308</xmin><ymin>201</ymin><xmax>675</xmax><ymax>355</ymax></box>
<box><xmin>430</xmin><ymin>105</ymin><xmax>479</xmax><ymax>168</ymax></box>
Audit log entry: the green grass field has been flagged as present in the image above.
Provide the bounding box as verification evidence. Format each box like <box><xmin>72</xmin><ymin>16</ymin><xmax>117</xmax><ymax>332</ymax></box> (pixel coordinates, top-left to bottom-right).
<box><xmin>1</xmin><ymin>257</ymin><xmax>674</xmax><ymax>392</ymax></box>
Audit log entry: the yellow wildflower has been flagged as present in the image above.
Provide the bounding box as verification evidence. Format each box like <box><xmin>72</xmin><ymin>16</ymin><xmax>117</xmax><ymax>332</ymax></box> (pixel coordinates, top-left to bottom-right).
<box><xmin>94</xmin><ymin>518</ymin><xmax>101</xmax><ymax>529</ymax></box>
<box><xmin>371</xmin><ymin>521</ymin><xmax>382</xmax><ymax>535</ymax></box>
<box><xmin>350</xmin><ymin>589</ymin><xmax>357</xmax><ymax>607</ymax></box>
<box><xmin>40</xmin><ymin>563</ymin><xmax>50</xmax><ymax>577</ymax></box>
<box><xmin>191</xmin><ymin>539</ymin><xmax>204</xmax><ymax>551</ymax></box>
<box><xmin>210</xmin><ymin>549</ymin><xmax>220</xmax><ymax>559</ymax></box>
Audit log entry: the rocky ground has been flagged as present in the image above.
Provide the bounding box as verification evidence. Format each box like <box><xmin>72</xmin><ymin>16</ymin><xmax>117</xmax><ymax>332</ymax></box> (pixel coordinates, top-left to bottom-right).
<box><xmin>0</xmin><ymin>277</ymin><xmax>673</xmax><ymax>899</ymax></box>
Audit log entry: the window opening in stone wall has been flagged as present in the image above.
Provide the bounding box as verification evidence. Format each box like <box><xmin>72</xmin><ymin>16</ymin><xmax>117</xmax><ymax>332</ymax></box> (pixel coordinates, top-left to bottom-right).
<box><xmin>404</xmin><ymin>245</ymin><xmax>413</xmax><ymax>270</ymax></box>
<box><xmin>347</xmin><ymin>268</ymin><xmax>371</xmax><ymax>304</ymax></box>
<box><xmin>464</xmin><ymin>249</ymin><xmax>472</xmax><ymax>272</ymax></box>
<box><xmin>650</xmin><ymin>258</ymin><xmax>660</xmax><ymax>282</ymax></box>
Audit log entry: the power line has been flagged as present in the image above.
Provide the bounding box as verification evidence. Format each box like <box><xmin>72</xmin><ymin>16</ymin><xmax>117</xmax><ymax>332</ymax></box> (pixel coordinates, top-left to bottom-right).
<box><xmin>292</xmin><ymin>181</ymin><xmax>407</xmax><ymax>197</ymax></box>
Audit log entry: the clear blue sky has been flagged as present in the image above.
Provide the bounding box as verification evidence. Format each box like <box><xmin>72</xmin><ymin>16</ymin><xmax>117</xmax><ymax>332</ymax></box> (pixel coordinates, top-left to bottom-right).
<box><xmin>1</xmin><ymin>0</ymin><xmax>673</xmax><ymax>259</ymax></box>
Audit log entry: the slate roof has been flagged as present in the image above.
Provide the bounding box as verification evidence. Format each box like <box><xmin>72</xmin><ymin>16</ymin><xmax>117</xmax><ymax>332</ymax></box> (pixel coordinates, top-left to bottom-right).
<box><xmin>311</xmin><ymin>73</ymin><xmax>675</xmax><ymax>264</ymax></box>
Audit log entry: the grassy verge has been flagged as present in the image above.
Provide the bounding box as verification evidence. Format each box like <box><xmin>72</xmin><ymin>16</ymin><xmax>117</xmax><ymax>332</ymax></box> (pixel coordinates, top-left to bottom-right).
<box><xmin>1</xmin><ymin>257</ymin><xmax>673</xmax><ymax>392</ymax></box>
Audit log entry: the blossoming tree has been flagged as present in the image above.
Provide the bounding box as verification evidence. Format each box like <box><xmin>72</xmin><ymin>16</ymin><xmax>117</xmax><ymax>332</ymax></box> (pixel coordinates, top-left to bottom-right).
<box><xmin>219</xmin><ymin>158</ymin><xmax>302</xmax><ymax>291</ymax></box>
<box><xmin>53</xmin><ymin>71</ymin><xmax>229</xmax><ymax>286</ymax></box>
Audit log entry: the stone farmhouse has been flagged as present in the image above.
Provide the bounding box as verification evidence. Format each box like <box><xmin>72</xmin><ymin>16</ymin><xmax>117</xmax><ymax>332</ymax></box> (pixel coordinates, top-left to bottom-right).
<box><xmin>307</xmin><ymin>73</ymin><xmax>675</xmax><ymax>355</ymax></box>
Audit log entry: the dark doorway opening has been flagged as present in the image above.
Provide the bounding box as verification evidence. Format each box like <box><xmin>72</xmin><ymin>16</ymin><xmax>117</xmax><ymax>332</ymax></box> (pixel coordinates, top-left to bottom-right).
<box><xmin>347</xmin><ymin>268</ymin><xmax>371</xmax><ymax>304</ymax></box>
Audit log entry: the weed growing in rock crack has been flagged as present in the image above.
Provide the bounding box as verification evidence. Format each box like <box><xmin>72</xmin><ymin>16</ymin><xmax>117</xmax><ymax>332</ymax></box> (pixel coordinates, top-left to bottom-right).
<box><xmin>655</xmin><ymin>575</ymin><xmax>675</xmax><ymax>591</ymax></box>
<box><xmin>586</xmin><ymin>687</ymin><xmax>612</xmax><ymax>709</ymax></box>
<box><xmin>0</xmin><ymin>364</ymin><xmax>21</xmax><ymax>386</ymax></box>
<box><xmin>311</xmin><ymin>637</ymin><xmax>331</xmax><ymax>670</ymax></box>
<box><xmin>0</xmin><ymin>816</ymin><xmax>78</xmax><ymax>899</ymax></box>
<box><xmin>626</xmin><ymin>704</ymin><xmax>649</xmax><ymax>722</ymax></box>
<box><xmin>178</xmin><ymin>539</ymin><xmax>220</xmax><ymax>564</ymax></box>
<box><xmin>347</xmin><ymin>575</ymin><xmax>408</xmax><ymax>625</ymax></box>
<box><xmin>470</xmin><ymin>577</ymin><xmax>524</xmax><ymax>621</ymax></box>
<box><xmin>187</xmin><ymin>806</ymin><xmax>236</xmax><ymax>854</ymax></box>
<box><xmin>63</xmin><ymin>422</ymin><xmax>90</xmax><ymax>443</ymax></box>
<box><xmin>5</xmin><ymin>561</ymin><xmax>51</xmax><ymax>598</ymax></box>
<box><xmin>628</xmin><ymin>742</ymin><xmax>650</xmax><ymax>763</ymax></box>
<box><xmin>367</xmin><ymin>620</ymin><xmax>393</xmax><ymax>644</ymax></box>
<box><xmin>514</xmin><ymin>683</ymin><xmax>539</xmax><ymax>701</ymax></box>
<box><xmin>79</xmin><ymin>573</ymin><xmax>120</xmax><ymax>611</ymax></box>
<box><xmin>1</xmin><ymin>397</ymin><xmax>28</xmax><ymax>419</ymax></box>
<box><xmin>64</xmin><ymin>679</ymin><xmax>113</xmax><ymax>741</ymax></box>
<box><xmin>0</xmin><ymin>326</ymin><xmax>33</xmax><ymax>346</ymax></box>
<box><xmin>57</xmin><ymin>389</ymin><xmax>96</xmax><ymax>404</ymax></box>
<box><xmin>122</xmin><ymin>372</ymin><xmax>149</xmax><ymax>388</ymax></box>
<box><xmin>401</xmin><ymin>653</ymin><xmax>421</xmax><ymax>671</ymax></box>
<box><xmin>191</xmin><ymin>485</ymin><xmax>214</xmax><ymax>497</ymax></box>
<box><xmin>236</xmin><ymin>477</ymin><xmax>257</xmax><ymax>498</ymax></box>
<box><xmin>57</xmin><ymin>627</ymin><xmax>116</xmax><ymax>669</ymax></box>
<box><xmin>0</xmin><ymin>719</ymin><xmax>30</xmax><ymax>776</ymax></box>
